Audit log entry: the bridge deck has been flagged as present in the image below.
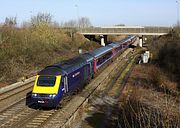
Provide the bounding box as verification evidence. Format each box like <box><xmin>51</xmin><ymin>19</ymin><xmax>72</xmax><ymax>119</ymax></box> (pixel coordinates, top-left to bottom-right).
<box><xmin>62</xmin><ymin>27</ymin><xmax>172</xmax><ymax>35</ymax></box>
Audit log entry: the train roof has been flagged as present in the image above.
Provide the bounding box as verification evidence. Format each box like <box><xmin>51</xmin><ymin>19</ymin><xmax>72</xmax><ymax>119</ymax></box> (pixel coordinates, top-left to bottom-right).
<box><xmin>89</xmin><ymin>46</ymin><xmax>112</xmax><ymax>58</ymax></box>
<box><xmin>39</xmin><ymin>56</ymin><xmax>87</xmax><ymax>75</ymax></box>
<box><xmin>79</xmin><ymin>53</ymin><xmax>94</xmax><ymax>63</ymax></box>
<box><xmin>38</xmin><ymin>36</ymin><xmax>137</xmax><ymax>76</ymax></box>
<box><xmin>107</xmin><ymin>42</ymin><xmax>120</xmax><ymax>48</ymax></box>
<box><xmin>56</xmin><ymin>56</ymin><xmax>87</xmax><ymax>74</ymax></box>
<box><xmin>38</xmin><ymin>66</ymin><xmax>63</xmax><ymax>76</ymax></box>
<box><xmin>119</xmin><ymin>39</ymin><xmax>130</xmax><ymax>44</ymax></box>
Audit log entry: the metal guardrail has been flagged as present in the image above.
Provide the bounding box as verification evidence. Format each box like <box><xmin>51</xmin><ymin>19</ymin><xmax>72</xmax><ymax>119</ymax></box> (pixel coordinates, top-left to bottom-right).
<box><xmin>61</xmin><ymin>27</ymin><xmax>172</xmax><ymax>35</ymax></box>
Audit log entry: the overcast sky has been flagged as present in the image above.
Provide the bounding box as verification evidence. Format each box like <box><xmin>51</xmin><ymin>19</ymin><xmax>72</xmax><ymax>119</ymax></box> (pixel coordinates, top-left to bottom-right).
<box><xmin>0</xmin><ymin>0</ymin><xmax>178</xmax><ymax>26</ymax></box>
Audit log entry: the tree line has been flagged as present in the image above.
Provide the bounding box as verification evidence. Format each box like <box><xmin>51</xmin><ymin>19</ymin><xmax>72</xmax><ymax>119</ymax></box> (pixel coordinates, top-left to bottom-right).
<box><xmin>1</xmin><ymin>12</ymin><xmax>92</xmax><ymax>28</ymax></box>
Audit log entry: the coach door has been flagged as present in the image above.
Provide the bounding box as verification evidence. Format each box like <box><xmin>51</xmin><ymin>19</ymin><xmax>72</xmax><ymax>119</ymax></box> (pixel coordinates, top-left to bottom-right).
<box><xmin>89</xmin><ymin>63</ymin><xmax>92</xmax><ymax>76</ymax></box>
<box><xmin>84</xmin><ymin>65</ymin><xmax>89</xmax><ymax>81</ymax></box>
<box><xmin>64</xmin><ymin>76</ymin><xmax>68</xmax><ymax>93</ymax></box>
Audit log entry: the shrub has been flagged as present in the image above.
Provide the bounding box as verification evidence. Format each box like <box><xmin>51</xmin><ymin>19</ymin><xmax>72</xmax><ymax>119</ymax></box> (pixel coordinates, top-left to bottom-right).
<box><xmin>0</xmin><ymin>24</ymin><xmax>100</xmax><ymax>83</ymax></box>
<box><xmin>148</xmin><ymin>27</ymin><xmax>180</xmax><ymax>88</ymax></box>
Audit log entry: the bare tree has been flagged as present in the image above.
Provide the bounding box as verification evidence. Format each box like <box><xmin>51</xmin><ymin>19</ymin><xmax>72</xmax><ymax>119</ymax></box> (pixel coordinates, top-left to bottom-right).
<box><xmin>62</xmin><ymin>17</ymin><xmax>92</xmax><ymax>28</ymax></box>
<box><xmin>78</xmin><ymin>17</ymin><xmax>91</xmax><ymax>28</ymax></box>
<box><xmin>21</xmin><ymin>21</ymin><xmax>31</xmax><ymax>28</ymax></box>
<box><xmin>4</xmin><ymin>17</ymin><xmax>17</xmax><ymax>27</ymax></box>
<box><xmin>62</xmin><ymin>20</ymin><xmax>77</xmax><ymax>28</ymax></box>
<box><xmin>31</xmin><ymin>13</ymin><xmax>52</xmax><ymax>26</ymax></box>
<box><xmin>52</xmin><ymin>21</ymin><xmax>60</xmax><ymax>28</ymax></box>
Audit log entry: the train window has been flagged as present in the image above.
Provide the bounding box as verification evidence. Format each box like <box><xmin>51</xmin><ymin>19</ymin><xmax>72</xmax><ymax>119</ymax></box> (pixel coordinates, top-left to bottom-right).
<box><xmin>97</xmin><ymin>51</ymin><xmax>112</xmax><ymax>66</ymax></box>
<box><xmin>37</xmin><ymin>76</ymin><xmax>56</xmax><ymax>86</ymax></box>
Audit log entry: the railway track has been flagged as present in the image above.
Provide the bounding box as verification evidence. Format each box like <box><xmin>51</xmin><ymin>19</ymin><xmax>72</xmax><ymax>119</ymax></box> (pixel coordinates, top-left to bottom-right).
<box><xmin>77</xmin><ymin>52</ymin><xmax>138</xmax><ymax>128</ymax></box>
<box><xmin>0</xmin><ymin>84</ymin><xmax>76</xmax><ymax>128</ymax></box>
<box><xmin>0</xmin><ymin>48</ymin><xmax>141</xmax><ymax>128</ymax></box>
<box><xmin>0</xmin><ymin>79</ymin><xmax>35</xmax><ymax>113</ymax></box>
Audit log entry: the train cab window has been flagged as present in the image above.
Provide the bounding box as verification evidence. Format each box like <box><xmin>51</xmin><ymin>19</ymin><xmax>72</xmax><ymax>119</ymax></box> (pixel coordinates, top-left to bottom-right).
<box><xmin>37</xmin><ymin>76</ymin><xmax>56</xmax><ymax>86</ymax></box>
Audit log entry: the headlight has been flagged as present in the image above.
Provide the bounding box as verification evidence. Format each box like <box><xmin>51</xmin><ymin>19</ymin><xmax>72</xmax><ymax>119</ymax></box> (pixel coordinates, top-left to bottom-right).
<box><xmin>32</xmin><ymin>93</ymin><xmax>37</xmax><ymax>97</ymax></box>
<box><xmin>49</xmin><ymin>94</ymin><xmax>56</xmax><ymax>98</ymax></box>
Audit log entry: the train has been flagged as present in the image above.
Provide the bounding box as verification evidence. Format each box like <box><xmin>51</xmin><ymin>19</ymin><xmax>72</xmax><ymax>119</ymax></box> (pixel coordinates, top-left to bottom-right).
<box><xmin>31</xmin><ymin>35</ymin><xmax>137</xmax><ymax>107</ymax></box>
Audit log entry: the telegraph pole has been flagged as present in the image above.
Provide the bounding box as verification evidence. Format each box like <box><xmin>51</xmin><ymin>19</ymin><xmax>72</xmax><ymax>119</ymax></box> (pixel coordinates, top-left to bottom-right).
<box><xmin>75</xmin><ymin>4</ymin><xmax>79</xmax><ymax>28</ymax></box>
<box><xmin>176</xmin><ymin>1</ymin><xmax>179</xmax><ymax>26</ymax></box>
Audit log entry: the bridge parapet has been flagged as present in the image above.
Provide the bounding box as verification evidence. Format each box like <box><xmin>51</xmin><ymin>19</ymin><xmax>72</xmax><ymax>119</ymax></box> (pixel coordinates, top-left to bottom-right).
<box><xmin>78</xmin><ymin>27</ymin><xmax>172</xmax><ymax>35</ymax></box>
<box><xmin>61</xmin><ymin>27</ymin><xmax>172</xmax><ymax>35</ymax></box>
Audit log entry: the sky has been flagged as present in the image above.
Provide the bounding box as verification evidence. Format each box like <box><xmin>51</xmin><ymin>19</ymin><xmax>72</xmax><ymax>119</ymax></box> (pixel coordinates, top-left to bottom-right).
<box><xmin>0</xmin><ymin>0</ymin><xmax>178</xmax><ymax>27</ymax></box>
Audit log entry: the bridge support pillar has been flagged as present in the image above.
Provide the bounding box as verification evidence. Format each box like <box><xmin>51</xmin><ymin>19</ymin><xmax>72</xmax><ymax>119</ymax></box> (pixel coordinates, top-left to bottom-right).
<box><xmin>139</xmin><ymin>35</ymin><xmax>143</xmax><ymax>47</ymax></box>
<box><xmin>100</xmin><ymin>35</ymin><xmax>107</xmax><ymax>46</ymax></box>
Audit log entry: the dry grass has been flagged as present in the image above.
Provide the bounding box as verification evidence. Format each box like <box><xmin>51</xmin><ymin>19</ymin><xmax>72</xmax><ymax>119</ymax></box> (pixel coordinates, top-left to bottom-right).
<box><xmin>118</xmin><ymin>94</ymin><xmax>180</xmax><ymax>128</ymax></box>
<box><xmin>116</xmin><ymin>64</ymin><xmax>180</xmax><ymax>128</ymax></box>
<box><xmin>131</xmin><ymin>65</ymin><xmax>178</xmax><ymax>96</ymax></box>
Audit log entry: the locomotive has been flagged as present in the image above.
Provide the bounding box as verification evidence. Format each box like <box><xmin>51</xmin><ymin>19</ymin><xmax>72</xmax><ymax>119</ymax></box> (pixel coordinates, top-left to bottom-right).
<box><xmin>31</xmin><ymin>35</ymin><xmax>137</xmax><ymax>107</ymax></box>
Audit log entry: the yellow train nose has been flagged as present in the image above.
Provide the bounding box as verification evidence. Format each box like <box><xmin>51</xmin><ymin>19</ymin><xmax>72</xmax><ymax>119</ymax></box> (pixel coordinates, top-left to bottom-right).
<box><xmin>32</xmin><ymin>75</ymin><xmax>61</xmax><ymax>94</ymax></box>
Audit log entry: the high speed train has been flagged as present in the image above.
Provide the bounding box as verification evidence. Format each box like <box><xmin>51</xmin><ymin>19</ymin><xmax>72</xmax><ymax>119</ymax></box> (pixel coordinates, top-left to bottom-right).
<box><xmin>31</xmin><ymin>35</ymin><xmax>137</xmax><ymax>107</ymax></box>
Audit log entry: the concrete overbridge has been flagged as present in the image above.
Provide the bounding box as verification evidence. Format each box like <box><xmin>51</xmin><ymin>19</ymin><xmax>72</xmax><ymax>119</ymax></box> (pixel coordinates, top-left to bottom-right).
<box><xmin>62</xmin><ymin>26</ymin><xmax>172</xmax><ymax>46</ymax></box>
